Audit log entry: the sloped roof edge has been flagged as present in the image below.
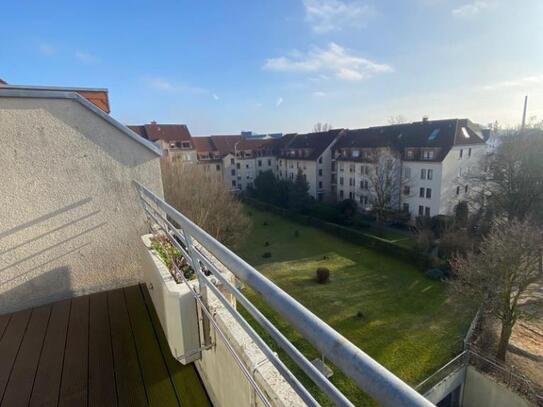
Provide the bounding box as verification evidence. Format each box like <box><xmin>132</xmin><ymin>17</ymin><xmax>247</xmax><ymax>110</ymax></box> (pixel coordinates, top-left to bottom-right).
<box><xmin>0</xmin><ymin>88</ymin><xmax>162</xmax><ymax>156</ymax></box>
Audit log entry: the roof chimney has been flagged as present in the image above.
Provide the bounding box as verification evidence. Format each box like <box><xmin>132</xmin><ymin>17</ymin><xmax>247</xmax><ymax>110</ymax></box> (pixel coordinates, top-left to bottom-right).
<box><xmin>422</xmin><ymin>116</ymin><xmax>429</xmax><ymax>123</ymax></box>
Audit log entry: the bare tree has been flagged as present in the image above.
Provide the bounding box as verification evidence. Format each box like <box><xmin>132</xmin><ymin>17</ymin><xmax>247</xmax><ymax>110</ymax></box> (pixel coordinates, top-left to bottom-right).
<box><xmin>450</xmin><ymin>219</ymin><xmax>543</xmax><ymax>361</ymax></box>
<box><xmin>472</xmin><ymin>130</ymin><xmax>543</xmax><ymax>226</ymax></box>
<box><xmin>387</xmin><ymin>115</ymin><xmax>408</xmax><ymax>125</ymax></box>
<box><xmin>367</xmin><ymin>150</ymin><xmax>404</xmax><ymax>223</ymax></box>
<box><xmin>161</xmin><ymin>161</ymin><xmax>251</xmax><ymax>248</ymax></box>
<box><xmin>313</xmin><ymin>122</ymin><xmax>332</xmax><ymax>132</ymax></box>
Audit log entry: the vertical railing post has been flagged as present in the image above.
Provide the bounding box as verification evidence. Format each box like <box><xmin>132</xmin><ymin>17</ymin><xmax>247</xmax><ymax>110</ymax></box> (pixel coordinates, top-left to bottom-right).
<box><xmin>185</xmin><ymin>232</ymin><xmax>212</xmax><ymax>348</ymax></box>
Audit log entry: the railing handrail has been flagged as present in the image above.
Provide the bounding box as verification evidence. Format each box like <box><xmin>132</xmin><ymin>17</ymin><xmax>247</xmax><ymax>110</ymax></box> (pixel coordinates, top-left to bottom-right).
<box><xmin>135</xmin><ymin>181</ymin><xmax>434</xmax><ymax>407</ymax></box>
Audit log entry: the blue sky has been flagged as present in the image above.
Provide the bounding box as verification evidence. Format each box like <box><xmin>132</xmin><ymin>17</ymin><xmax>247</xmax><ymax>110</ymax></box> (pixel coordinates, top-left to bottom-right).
<box><xmin>1</xmin><ymin>0</ymin><xmax>542</xmax><ymax>134</ymax></box>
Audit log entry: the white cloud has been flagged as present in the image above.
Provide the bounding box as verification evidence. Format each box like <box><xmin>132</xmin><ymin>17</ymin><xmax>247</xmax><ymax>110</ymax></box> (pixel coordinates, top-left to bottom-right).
<box><xmin>75</xmin><ymin>51</ymin><xmax>98</xmax><ymax>64</ymax></box>
<box><xmin>144</xmin><ymin>76</ymin><xmax>208</xmax><ymax>94</ymax></box>
<box><xmin>303</xmin><ymin>0</ymin><xmax>375</xmax><ymax>33</ymax></box>
<box><xmin>313</xmin><ymin>91</ymin><xmax>327</xmax><ymax>97</ymax></box>
<box><xmin>482</xmin><ymin>75</ymin><xmax>543</xmax><ymax>91</ymax></box>
<box><xmin>452</xmin><ymin>1</ymin><xmax>489</xmax><ymax>18</ymax></box>
<box><xmin>38</xmin><ymin>43</ymin><xmax>55</xmax><ymax>56</ymax></box>
<box><xmin>263</xmin><ymin>42</ymin><xmax>392</xmax><ymax>81</ymax></box>
<box><xmin>276</xmin><ymin>97</ymin><xmax>284</xmax><ymax>107</ymax></box>
<box><xmin>213</xmin><ymin>93</ymin><xmax>220</xmax><ymax>100</ymax></box>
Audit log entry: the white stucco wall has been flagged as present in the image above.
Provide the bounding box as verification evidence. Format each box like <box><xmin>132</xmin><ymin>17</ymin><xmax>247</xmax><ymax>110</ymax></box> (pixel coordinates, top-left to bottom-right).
<box><xmin>462</xmin><ymin>367</ymin><xmax>531</xmax><ymax>407</ymax></box>
<box><xmin>0</xmin><ymin>96</ymin><xmax>163</xmax><ymax>313</ymax></box>
<box><xmin>439</xmin><ymin>144</ymin><xmax>486</xmax><ymax>214</ymax></box>
<box><xmin>401</xmin><ymin>161</ymin><xmax>443</xmax><ymax>218</ymax></box>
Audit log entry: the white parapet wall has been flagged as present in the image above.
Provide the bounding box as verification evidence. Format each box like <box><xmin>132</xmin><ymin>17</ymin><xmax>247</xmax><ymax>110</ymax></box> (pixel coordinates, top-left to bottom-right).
<box><xmin>142</xmin><ymin>234</ymin><xmax>306</xmax><ymax>407</ymax></box>
<box><xmin>462</xmin><ymin>367</ymin><xmax>532</xmax><ymax>407</ymax></box>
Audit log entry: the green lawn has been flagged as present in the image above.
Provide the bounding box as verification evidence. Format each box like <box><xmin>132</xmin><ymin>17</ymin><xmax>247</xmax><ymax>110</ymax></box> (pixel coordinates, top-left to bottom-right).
<box><xmin>236</xmin><ymin>207</ymin><xmax>471</xmax><ymax>406</ymax></box>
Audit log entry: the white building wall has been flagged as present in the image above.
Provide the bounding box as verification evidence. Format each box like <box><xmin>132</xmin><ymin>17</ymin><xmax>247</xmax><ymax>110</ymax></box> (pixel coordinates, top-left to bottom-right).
<box><xmin>439</xmin><ymin>144</ymin><xmax>486</xmax><ymax>214</ymax></box>
<box><xmin>401</xmin><ymin>161</ymin><xmax>443</xmax><ymax>218</ymax></box>
<box><xmin>0</xmin><ymin>97</ymin><xmax>163</xmax><ymax>313</ymax></box>
<box><xmin>278</xmin><ymin>159</ymin><xmax>318</xmax><ymax>198</ymax></box>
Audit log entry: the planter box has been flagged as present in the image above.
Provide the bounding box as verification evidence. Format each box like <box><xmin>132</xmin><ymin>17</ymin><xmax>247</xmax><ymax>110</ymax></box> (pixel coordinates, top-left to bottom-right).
<box><xmin>141</xmin><ymin>234</ymin><xmax>201</xmax><ymax>364</ymax></box>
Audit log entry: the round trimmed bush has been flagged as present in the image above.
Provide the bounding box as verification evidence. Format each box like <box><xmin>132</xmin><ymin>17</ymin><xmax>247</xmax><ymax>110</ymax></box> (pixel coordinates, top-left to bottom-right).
<box><xmin>316</xmin><ymin>267</ymin><xmax>330</xmax><ymax>284</ymax></box>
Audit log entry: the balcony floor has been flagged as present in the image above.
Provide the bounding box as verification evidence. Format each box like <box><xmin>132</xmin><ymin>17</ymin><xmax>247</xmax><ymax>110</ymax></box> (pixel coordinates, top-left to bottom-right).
<box><xmin>0</xmin><ymin>284</ymin><xmax>211</xmax><ymax>407</ymax></box>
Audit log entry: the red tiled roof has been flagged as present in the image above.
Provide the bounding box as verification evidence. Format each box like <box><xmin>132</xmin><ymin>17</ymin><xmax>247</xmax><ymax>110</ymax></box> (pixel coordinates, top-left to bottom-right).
<box><xmin>192</xmin><ymin>136</ymin><xmax>216</xmax><ymax>153</ymax></box>
<box><xmin>128</xmin><ymin>123</ymin><xmax>192</xmax><ymax>144</ymax></box>
<box><xmin>77</xmin><ymin>90</ymin><xmax>110</xmax><ymax>113</ymax></box>
<box><xmin>209</xmin><ymin>135</ymin><xmax>242</xmax><ymax>155</ymax></box>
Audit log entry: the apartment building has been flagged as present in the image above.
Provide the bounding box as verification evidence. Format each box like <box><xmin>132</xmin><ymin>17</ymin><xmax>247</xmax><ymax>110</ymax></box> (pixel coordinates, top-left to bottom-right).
<box><xmin>277</xmin><ymin>129</ymin><xmax>343</xmax><ymax>201</ymax></box>
<box><xmin>333</xmin><ymin>118</ymin><xmax>487</xmax><ymax>219</ymax></box>
<box><xmin>128</xmin><ymin>122</ymin><xmax>197</xmax><ymax>164</ymax></box>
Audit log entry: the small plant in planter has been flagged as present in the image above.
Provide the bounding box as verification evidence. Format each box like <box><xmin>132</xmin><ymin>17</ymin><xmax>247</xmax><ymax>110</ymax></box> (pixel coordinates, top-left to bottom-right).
<box><xmin>262</xmin><ymin>252</ymin><xmax>272</xmax><ymax>258</ymax></box>
<box><xmin>264</xmin><ymin>241</ymin><xmax>270</xmax><ymax>247</ymax></box>
<box><xmin>316</xmin><ymin>267</ymin><xmax>330</xmax><ymax>284</ymax></box>
<box><xmin>150</xmin><ymin>235</ymin><xmax>195</xmax><ymax>281</ymax></box>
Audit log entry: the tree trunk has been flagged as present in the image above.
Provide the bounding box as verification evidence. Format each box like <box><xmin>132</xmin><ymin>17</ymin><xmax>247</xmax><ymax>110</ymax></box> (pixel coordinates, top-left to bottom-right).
<box><xmin>496</xmin><ymin>320</ymin><xmax>513</xmax><ymax>361</ymax></box>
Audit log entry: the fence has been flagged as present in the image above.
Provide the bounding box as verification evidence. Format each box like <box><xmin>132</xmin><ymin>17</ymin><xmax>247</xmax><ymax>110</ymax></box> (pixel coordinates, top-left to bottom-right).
<box><xmin>135</xmin><ymin>181</ymin><xmax>433</xmax><ymax>407</ymax></box>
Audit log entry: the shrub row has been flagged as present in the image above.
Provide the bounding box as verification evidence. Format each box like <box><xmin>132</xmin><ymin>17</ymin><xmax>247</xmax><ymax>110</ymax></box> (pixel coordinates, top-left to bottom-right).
<box><xmin>244</xmin><ymin>197</ymin><xmax>429</xmax><ymax>267</ymax></box>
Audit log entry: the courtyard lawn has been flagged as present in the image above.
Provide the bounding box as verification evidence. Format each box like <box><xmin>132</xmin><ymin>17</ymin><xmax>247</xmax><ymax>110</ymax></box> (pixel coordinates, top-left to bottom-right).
<box><xmin>236</xmin><ymin>207</ymin><xmax>472</xmax><ymax>406</ymax></box>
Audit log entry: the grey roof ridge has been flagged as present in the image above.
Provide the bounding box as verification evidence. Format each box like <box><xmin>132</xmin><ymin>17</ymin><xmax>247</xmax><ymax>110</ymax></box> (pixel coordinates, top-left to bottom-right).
<box><xmin>0</xmin><ymin>84</ymin><xmax>108</xmax><ymax>92</ymax></box>
<box><xmin>0</xmin><ymin>88</ymin><xmax>162</xmax><ymax>156</ymax></box>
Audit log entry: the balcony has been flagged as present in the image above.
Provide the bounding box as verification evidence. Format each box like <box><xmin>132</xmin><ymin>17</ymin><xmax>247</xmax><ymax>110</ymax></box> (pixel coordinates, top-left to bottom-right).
<box><xmin>0</xmin><ymin>181</ymin><xmax>434</xmax><ymax>407</ymax></box>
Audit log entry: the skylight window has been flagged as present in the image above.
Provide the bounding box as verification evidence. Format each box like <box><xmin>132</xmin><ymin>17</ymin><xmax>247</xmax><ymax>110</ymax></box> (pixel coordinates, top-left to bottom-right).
<box><xmin>461</xmin><ymin>127</ymin><xmax>470</xmax><ymax>139</ymax></box>
<box><xmin>428</xmin><ymin>128</ymin><xmax>440</xmax><ymax>141</ymax></box>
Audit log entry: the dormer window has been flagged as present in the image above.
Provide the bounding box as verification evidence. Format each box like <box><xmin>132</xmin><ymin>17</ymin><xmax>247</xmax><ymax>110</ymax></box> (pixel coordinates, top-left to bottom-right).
<box><xmin>422</xmin><ymin>150</ymin><xmax>435</xmax><ymax>160</ymax></box>
<box><xmin>406</xmin><ymin>149</ymin><xmax>415</xmax><ymax>159</ymax></box>
<box><xmin>181</xmin><ymin>142</ymin><xmax>191</xmax><ymax>149</ymax></box>
<box><xmin>352</xmin><ymin>150</ymin><xmax>360</xmax><ymax>158</ymax></box>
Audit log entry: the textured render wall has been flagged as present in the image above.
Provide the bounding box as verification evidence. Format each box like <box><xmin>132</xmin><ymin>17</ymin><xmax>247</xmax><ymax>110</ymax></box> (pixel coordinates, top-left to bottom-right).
<box><xmin>0</xmin><ymin>97</ymin><xmax>163</xmax><ymax>313</ymax></box>
<box><xmin>400</xmin><ymin>161</ymin><xmax>443</xmax><ymax>217</ymax></box>
<box><xmin>439</xmin><ymin>144</ymin><xmax>486</xmax><ymax>214</ymax></box>
<box><xmin>462</xmin><ymin>367</ymin><xmax>531</xmax><ymax>407</ymax></box>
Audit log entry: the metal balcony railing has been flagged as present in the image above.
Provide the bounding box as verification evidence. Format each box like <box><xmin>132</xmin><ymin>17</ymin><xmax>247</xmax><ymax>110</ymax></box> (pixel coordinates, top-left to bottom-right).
<box><xmin>134</xmin><ymin>181</ymin><xmax>434</xmax><ymax>407</ymax></box>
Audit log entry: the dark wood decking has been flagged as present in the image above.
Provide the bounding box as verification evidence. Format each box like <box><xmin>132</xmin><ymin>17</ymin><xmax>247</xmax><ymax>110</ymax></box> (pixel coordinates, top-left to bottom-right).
<box><xmin>0</xmin><ymin>284</ymin><xmax>211</xmax><ymax>407</ymax></box>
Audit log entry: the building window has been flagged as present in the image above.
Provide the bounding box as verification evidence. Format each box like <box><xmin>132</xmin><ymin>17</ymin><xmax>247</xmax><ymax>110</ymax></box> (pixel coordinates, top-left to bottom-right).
<box><xmin>419</xmin><ymin>187</ymin><xmax>425</xmax><ymax>198</ymax></box>
<box><xmin>406</xmin><ymin>149</ymin><xmax>415</xmax><ymax>159</ymax></box>
<box><xmin>427</xmin><ymin>169</ymin><xmax>433</xmax><ymax>180</ymax></box>
<box><xmin>279</xmin><ymin>160</ymin><xmax>282</xmax><ymax>166</ymax></box>
<box><xmin>426</xmin><ymin>188</ymin><xmax>432</xmax><ymax>199</ymax></box>
<box><xmin>232</xmin><ymin>180</ymin><xmax>236</xmax><ymax>187</ymax></box>
<box><xmin>404</xmin><ymin>167</ymin><xmax>411</xmax><ymax>178</ymax></box>
<box><xmin>318</xmin><ymin>169</ymin><xmax>323</xmax><ymax>176</ymax></box>
<box><xmin>231</xmin><ymin>169</ymin><xmax>235</xmax><ymax>176</ymax></box>
<box><xmin>425</xmin><ymin>207</ymin><xmax>430</xmax><ymax>217</ymax></box>
<box><xmin>456</xmin><ymin>186</ymin><xmax>460</xmax><ymax>195</ymax></box>
<box><xmin>246</xmin><ymin>164</ymin><xmax>249</xmax><ymax>169</ymax></box>
<box><xmin>318</xmin><ymin>181</ymin><xmax>323</xmax><ymax>189</ymax></box>
<box><xmin>339</xmin><ymin>190</ymin><xmax>344</xmax><ymax>199</ymax></box>
<box><xmin>468</xmin><ymin>148</ymin><xmax>472</xmax><ymax>157</ymax></box>
<box><xmin>339</xmin><ymin>177</ymin><xmax>344</xmax><ymax>186</ymax></box>
<box><xmin>216</xmin><ymin>164</ymin><xmax>221</xmax><ymax>171</ymax></box>
<box><xmin>318</xmin><ymin>156</ymin><xmax>323</xmax><ymax>164</ymax></box>
<box><xmin>403</xmin><ymin>185</ymin><xmax>410</xmax><ymax>195</ymax></box>
<box><xmin>465</xmin><ymin>185</ymin><xmax>468</xmax><ymax>193</ymax></box>
<box><xmin>268</xmin><ymin>159</ymin><xmax>272</xmax><ymax>166</ymax></box>
<box><xmin>258</xmin><ymin>160</ymin><xmax>262</xmax><ymax>167</ymax></box>
<box><xmin>403</xmin><ymin>203</ymin><xmax>409</xmax><ymax>212</ymax></box>
<box><xmin>422</xmin><ymin>150</ymin><xmax>435</xmax><ymax>160</ymax></box>
<box><xmin>349</xmin><ymin>178</ymin><xmax>354</xmax><ymax>186</ymax></box>
<box><xmin>231</xmin><ymin>158</ymin><xmax>235</xmax><ymax>165</ymax></box>
<box><xmin>421</xmin><ymin>169</ymin><xmax>427</xmax><ymax>180</ymax></box>
<box><xmin>459</xmin><ymin>149</ymin><xmax>463</xmax><ymax>159</ymax></box>
<box><xmin>418</xmin><ymin>205</ymin><xmax>424</xmax><ymax>216</ymax></box>
<box><xmin>236</xmin><ymin>163</ymin><xmax>240</xmax><ymax>169</ymax></box>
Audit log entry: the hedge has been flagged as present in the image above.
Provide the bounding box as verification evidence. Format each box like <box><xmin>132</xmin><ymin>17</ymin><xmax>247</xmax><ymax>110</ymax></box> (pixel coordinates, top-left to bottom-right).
<box><xmin>243</xmin><ymin>197</ymin><xmax>429</xmax><ymax>267</ymax></box>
